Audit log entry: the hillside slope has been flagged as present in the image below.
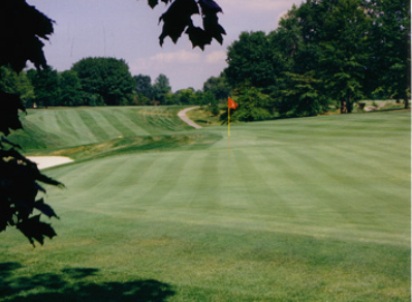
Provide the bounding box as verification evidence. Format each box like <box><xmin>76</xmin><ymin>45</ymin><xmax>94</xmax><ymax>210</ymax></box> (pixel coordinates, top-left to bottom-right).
<box><xmin>9</xmin><ymin>106</ymin><xmax>221</xmax><ymax>159</ymax></box>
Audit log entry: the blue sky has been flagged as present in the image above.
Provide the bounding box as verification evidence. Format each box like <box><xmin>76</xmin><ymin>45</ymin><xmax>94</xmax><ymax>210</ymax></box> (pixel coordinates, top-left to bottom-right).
<box><xmin>27</xmin><ymin>0</ymin><xmax>302</xmax><ymax>91</ymax></box>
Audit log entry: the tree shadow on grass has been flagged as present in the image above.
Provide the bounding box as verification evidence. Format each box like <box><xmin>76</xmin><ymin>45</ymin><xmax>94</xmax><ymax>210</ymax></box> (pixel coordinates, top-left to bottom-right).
<box><xmin>0</xmin><ymin>262</ymin><xmax>175</xmax><ymax>301</ymax></box>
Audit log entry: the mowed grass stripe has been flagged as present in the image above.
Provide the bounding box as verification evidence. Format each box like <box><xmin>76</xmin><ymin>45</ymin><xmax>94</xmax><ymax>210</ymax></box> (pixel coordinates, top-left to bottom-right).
<box><xmin>232</xmin><ymin>149</ymin><xmax>293</xmax><ymax>213</ymax></box>
<box><xmin>100</xmin><ymin>152</ymin><xmax>197</xmax><ymax>210</ymax></box>
<box><xmin>257</xmin><ymin>146</ymin><xmax>355</xmax><ymax>230</ymax></box>
<box><xmin>55</xmin><ymin>108</ymin><xmax>100</xmax><ymax>145</ymax></box>
<box><xmin>191</xmin><ymin>151</ymin><xmax>223</xmax><ymax>211</ymax></box>
<box><xmin>292</xmin><ymin>146</ymin><xmax>408</xmax><ymax>237</ymax></box>
<box><xmin>110</xmin><ymin>109</ymin><xmax>151</xmax><ymax>136</ymax></box>
<box><xmin>149</xmin><ymin>151</ymin><xmax>198</xmax><ymax>208</ymax></box>
<box><xmin>243</xmin><ymin>127</ymin><xmax>410</xmax><ymax>245</ymax></box>
<box><xmin>2</xmin><ymin>109</ymin><xmax>410</xmax><ymax>302</ymax></box>
<box><xmin>50</xmin><ymin>155</ymin><xmax>157</xmax><ymax>214</ymax></box>
<box><xmin>318</xmin><ymin>143</ymin><xmax>410</xmax><ymax>209</ymax></box>
<box><xmin>30</xmin><ymin>109</ymin><xmax>80</xmax><ymax>147</ymax></box>
<box><xmin>77</xmin><ymin>109</ymin><xmax>122</xmax><ymax>141</ymax></box>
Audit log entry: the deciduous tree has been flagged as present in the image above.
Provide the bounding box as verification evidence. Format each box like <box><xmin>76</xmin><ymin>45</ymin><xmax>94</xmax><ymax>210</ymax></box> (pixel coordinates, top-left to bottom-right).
<box><xmin>27</xmin><ymin>67</ymin><xmax>61</xmax><ymax>107</ymax></box>
<box><xmin>152</xmin><ymin>74</ymin><xmax>172</xmax><ymax>105</ymax></box>
<box><xmin>71</xmin><ymin>57</ymin><xmax>135</xmax><ymax>106</ymax></box>
<box><xmin>59</xmin><ymin>70</ymin><xmax>84</xmax><ymax>106</ymax></box>
<box><xmin>134</xmin><ymin>74</ymin><xmax>153</xmax><ymax>105</ymax></box>
<box><xmin>365</xmin><ymin>0</ymin><xmax>411</xmax><ymax>108</ymax></box>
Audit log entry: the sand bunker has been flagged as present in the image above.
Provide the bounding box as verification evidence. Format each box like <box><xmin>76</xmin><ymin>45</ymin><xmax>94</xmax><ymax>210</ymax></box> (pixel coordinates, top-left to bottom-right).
<box><xmin>27</xmin><ymin>156</ymin><xmax>73</xmax><ymax>170</ymax></box>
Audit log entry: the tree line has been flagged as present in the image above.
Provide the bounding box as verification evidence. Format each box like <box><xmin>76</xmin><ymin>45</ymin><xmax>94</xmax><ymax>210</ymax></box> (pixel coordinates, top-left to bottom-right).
<box><xmin>1</xmin><ymin>0</ymin><xmax>409</xmax><ymax>118</ymax></box>
<box><xmin>0</xmin><ymin>57</ymin><xmax>221</xmax><ymax>108</ymax></box>
<box><xmin>221</xmin><ymin>0</ymin><xmax>410</xmax><ymax>121</ymax></box>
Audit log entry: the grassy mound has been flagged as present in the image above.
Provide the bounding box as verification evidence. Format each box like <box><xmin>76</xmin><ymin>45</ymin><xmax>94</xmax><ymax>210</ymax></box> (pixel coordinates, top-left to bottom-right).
<box><xmin>10</xmin><ymin>106</ymin><xmax>220</xmax><ymax>160</ymax></box>
<box><xmin>1</xmin><ymin>107</ymin><xmax>410</xmax><ymax>301</ymax></box>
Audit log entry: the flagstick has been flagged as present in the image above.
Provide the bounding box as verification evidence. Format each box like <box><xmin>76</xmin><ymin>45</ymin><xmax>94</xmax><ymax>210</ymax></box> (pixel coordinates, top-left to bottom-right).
<box><xmin>228</xmin><ymin>107</ymin><xmax>231</xmax><ymax>138</ymax></box>
<box><xmin>228</xmin><ymin>106</ymin><xmax>231</xmax><ymax>155</ymax></box>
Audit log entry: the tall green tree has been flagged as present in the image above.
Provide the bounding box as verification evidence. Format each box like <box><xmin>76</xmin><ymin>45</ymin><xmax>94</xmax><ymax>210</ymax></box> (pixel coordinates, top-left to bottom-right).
<box><xmin>133</xmin><ymin>74</ymin><xmax>153</xmax><ymax>105</ymax></box>
<box><xmin>71</xmin><ymin>57</ymin><xmax>135</xmax><ymax>106</ymax></box>
<box><xmin>27</xmin><ymin>67</ymin><xmax>61</xmax><ymax>107</ymax></box>
<box><xmin>59</xmin><ymin>70</ymin><xmax>84</xmax><ymax>106</ymax></box>
<box><xmin>365</xmin><ymin>0</ymin><xmax>411</xmax><ymax>107</ymax></box>
<box><xmin>152</xmin><ymin>74</ymin><xmax>172</xmax><ymax>105</ymax></box>
<box><xmin>203</xmin><ymin>74</ymin><xmax>230</xmax><ymax>101</ymax></box>
<box><xmin>292</xmin><ymin>0</ymin><xmax>370</xmax><ymax>113</ymax></box>
<box><xmin>278</xmin><ymin>71</ymin><xmax>328</xmax><ymax>117</ymax></box>
<box><xmin>0</xmin><ymin>66</ymin><xmax>35</xmax><ymax>107</ymax></box>
<box><xmin>224</xmin><ymin>31</ymin><xmax>286</xmax><ymax>91</ymax></box>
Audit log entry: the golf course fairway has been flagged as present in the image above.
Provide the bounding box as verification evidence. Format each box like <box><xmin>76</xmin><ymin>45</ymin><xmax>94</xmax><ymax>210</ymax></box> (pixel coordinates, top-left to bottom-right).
<box><xmin>1</xmin><ymin>107</ymin><xmax>410</xmax><ymax>301</ymax></box>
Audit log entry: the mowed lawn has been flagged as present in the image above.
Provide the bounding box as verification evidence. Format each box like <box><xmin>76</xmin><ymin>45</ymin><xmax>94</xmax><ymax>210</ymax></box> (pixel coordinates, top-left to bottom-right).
<box><xmin>1</xmin><ymin>107</ymin><xmax>410</xmax><ymax>301</ymax></box>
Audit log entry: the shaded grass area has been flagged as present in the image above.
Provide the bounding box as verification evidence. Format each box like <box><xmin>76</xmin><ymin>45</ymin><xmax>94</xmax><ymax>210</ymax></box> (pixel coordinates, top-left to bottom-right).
<box><xmin>185</xmin><ymin>106</ymin><xmax>222</xmax><ymax>127</ymax></box>
<box><xmin>0</xmin><ymin>219</ymin><xmax>409</xmax><ymax>301</ymax></box>
<box><xmin>0</xmin><ymin>262</ymin><xmax>175</xmax><ymax>301</ymax></box>
<box><xmin>42</xmin><ymin>132</ymin><xmax>222</xmax><ymax>161</ymax></box>
<box><xmin>1</xmin><ymin>108</ymin><xmax>410</xmax><ymax>301</ymax></box>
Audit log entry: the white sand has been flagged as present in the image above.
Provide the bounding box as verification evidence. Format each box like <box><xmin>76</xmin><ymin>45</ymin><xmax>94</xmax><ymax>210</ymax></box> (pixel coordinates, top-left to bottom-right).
<box><xmin>27</xmin><ymin>156</ymin><xmax>74</xmax><ymax>170</ymax></box>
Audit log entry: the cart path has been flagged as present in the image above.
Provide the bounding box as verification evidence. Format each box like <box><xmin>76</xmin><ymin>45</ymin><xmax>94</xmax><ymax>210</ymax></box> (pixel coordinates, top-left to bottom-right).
<box><xmin>177</xmin><ymin>106</ymin><xmax>202</xmax><ymax>129</ymax></box>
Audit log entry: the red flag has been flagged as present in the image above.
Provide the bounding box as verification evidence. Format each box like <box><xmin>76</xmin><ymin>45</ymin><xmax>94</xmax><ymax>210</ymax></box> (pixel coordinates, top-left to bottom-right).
<box><xmin>228</xmin><ymin>97</ymin><xmax>238</xmax><ymax>109</ymax></box>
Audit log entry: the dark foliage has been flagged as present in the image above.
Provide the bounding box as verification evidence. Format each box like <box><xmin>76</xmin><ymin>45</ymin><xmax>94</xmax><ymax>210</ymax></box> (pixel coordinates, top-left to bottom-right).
<box><xmin>152</xmin><ymin>0</ymin><xmax>225</xmax><ymax>49</ymax></box>
<box><xmin>0</xmin><ymin>142</ymin><xmax>64</xmax><ymax>246</ymax></box>
<box><xmin>0</xmin><ymin>262</ymin><xmax>175</xmax><ymax>301</ymax></box>
<box><xmin>0</xmin><ymin>0</ymin><xmax>53</xmax><ymax>72</ymax></box>
<box><xmin>0</xmin><ymin>0</ymin><xmax>63</xmax><ymax>246</ymax></box>
<box><xmin>0</xmin><ymin>92</ymin><xmax>25</xmax><ymax>136</ymax></box>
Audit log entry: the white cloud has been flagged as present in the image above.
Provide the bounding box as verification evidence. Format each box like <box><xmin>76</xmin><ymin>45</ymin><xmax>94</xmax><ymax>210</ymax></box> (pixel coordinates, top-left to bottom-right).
<box><xmin>131</xmin><ymin>50</ymin><xmax>201</xmax><ymax>73</ymax></box>
<box><xmin>206</xmin><ymin>50</ymin><xmax>227</xmax><ymax>64</ymax></box>
<box><xmin>148</xmin><ymin>50</ymin><xmax>201</xmax><ymax>64</ymax></box>
<box><xmin>132</xmin><ymin>49</ymin><xmax>226</xmax><ymax>74</ymax></box>
<box><xmin>221</xmin><ymin>0</ymin><xmax>301</xmax><ymax>12</ymax></box>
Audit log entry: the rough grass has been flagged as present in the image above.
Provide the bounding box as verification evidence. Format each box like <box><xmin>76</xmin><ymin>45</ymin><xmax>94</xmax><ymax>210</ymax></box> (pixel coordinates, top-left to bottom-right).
<box><xmin>185</xmin><ymin>106</ymin><xmax>223</xmax><ymax>127</ymax></box>
<box><xmin>1</xmin><ymin>107</ymin><xmax>410</xmax><ymax>301</ymax></box>
<box><xmin>10</xmin><ymin>106</ymin><xmax>192</xmax><ymax>153</ymax></box>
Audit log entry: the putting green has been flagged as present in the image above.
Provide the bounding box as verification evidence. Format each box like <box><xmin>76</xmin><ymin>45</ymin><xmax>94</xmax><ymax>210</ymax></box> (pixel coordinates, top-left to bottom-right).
<box><xmin>1</xmin><ymin>108</ymin><xmax>410</xmax><ymax>301</ymax></box>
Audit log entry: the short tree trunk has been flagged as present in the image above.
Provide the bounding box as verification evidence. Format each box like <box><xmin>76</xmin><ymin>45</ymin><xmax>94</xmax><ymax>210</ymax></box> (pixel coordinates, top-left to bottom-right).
<box><xmin>404</xmin><ymin>98</ymin><xmax>410</xmax><ymax>109</ymax></box>
<box><xmin>340</xmin><ymin>100</ymin><xmax>348</xmax><ymax>114</ymax></box>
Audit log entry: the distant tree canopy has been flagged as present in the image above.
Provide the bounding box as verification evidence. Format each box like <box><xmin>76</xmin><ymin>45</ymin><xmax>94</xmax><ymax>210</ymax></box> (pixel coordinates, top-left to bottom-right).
<box><xmin>71</xmin><ymin>57</ymin><xmax>135</xmax><ymax>106</ymax></box>
<box><xmin>203</xmin><ymin>75</ymin><xmax>230</xmax><ymax>101</ymax></box>
<box><xmin>3</xmin><ymin>61</ymin><xmax>217</xmax><ymax>107</ymax></box>
<box><xmin>224</xmin><ymin>0</ymin><xmax>410</xmax><ymax>119</ymax></box>
<box><xmin>152</xmin><ymin>74</ymin><xmax>172</xmax><ymax>105</ymax></box>
<box><xmin>134</xmin><ymin>74</ymin><xmax>153</xmax><ymax>105</ymax></box>
<box><xmin>0</xmin><ymin>0</ymin><xmax>225</xmax><ymax>245</ymax></box>
<box><xmin>26</xmin><ymin>67</ymin><xmax>60</xmax><ymax>107</ymax></box>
